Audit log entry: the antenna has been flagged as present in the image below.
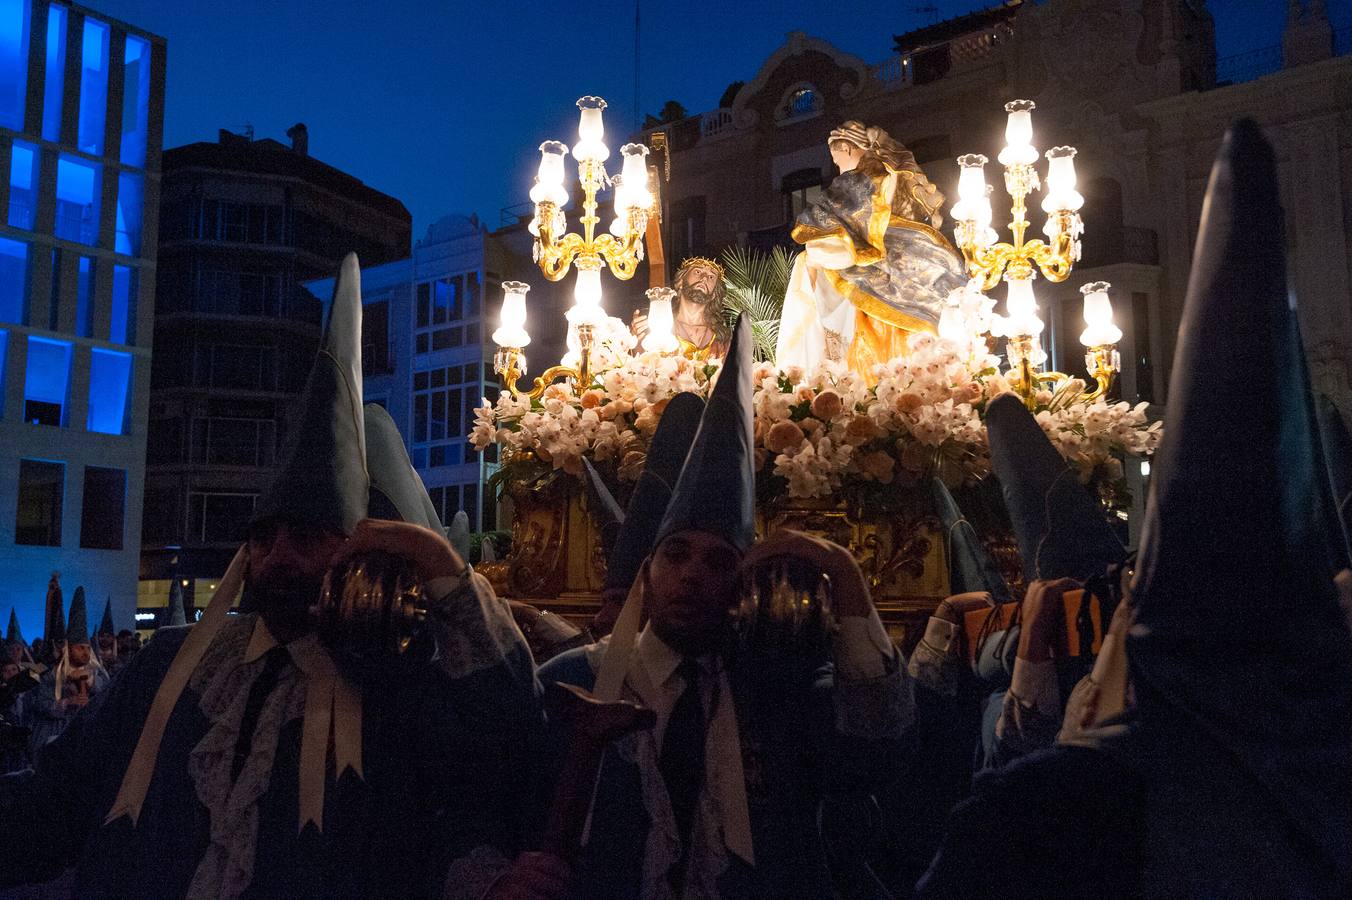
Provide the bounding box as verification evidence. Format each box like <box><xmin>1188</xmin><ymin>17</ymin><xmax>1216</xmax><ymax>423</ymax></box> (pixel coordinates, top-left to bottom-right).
<box><xmin>243</xmin><ymin>122</ymin><xmax>255</xmax><ymax>141</ymax></box>
<box><xmin>634</xmin><ymin>0</ymin><xmax>641</xmax><ymax>132</ymax></box>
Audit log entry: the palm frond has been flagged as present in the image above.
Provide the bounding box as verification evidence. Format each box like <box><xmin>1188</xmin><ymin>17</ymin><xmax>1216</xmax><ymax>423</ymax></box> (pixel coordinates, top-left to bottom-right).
<box><xmin>719</xmin><ymin>245</ymin><xmax>798</xmax><ymax>364</ymax></box>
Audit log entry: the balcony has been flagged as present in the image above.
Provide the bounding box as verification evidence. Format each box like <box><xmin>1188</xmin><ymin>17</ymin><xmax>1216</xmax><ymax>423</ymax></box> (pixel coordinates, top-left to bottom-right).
<box><xmin>1079</xmin><ymin>225</ymin><xmax>1159</xmax><ymax>269</ymax></box>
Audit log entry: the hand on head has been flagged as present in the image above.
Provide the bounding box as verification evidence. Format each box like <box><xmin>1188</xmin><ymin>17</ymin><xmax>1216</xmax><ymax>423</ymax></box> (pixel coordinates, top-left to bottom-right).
<box><xmin>328</xmin><ymin>518</ymin><xmax>466</xmax><ymax>584</ymax></box>
<box><xmin>1015</xmin><ymin>578</ymin><xmax>1080</xmax><ymax>663</ymax></box>
<box><xmin>741</xmin><ymin>529</ymin><xmax>872</xmax><ymax>617</ymax></box>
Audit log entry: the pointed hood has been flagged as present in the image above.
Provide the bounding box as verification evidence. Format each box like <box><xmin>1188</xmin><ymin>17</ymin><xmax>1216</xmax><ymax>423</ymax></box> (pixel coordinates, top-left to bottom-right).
<box><xmin>930</xmin><ymin>477</ymin><xmax>1011</xmax><ymax>601</ymax></box>
<box><xmin>66</xmin><ymin>587</ymin><xmax>90</xmax><ymax>644</ymax></box>
<box><xmin>364</xmin><ymin>404</ymin><xmax>443</xmax><ymax>532</ymax></box>
<box><xmin>98</xmin><ymin>597</ymin><xmax>115</xmax><ymax>637</ymax></box>
<box><xmin>656</xmin><ymin>316</ymin><xmax>756</xmax><ymax>553</ymax></box>
<box><xmin>1129</xmin><ymin>120</ymin><xmax>1352</xmax><ymax>876</ymax></box>
<box><xmin>167</xmin><ymin>579</ymin><xmax>187</xmax><ymax>628</ymax></box>
<box><xmin>43</xmin><ymin>572</ymin><xmax>65</xmax><ymax>644</ymax></box>
<box><xmin>7</xmin><ymin>608</ymin><xmax>25</xmax><ymax>646</ymax></box>
<box><xmin>605</xmin><ymin>392</ymin><xmax>705</xmax><ymax>594</ymax></box>
<box><xmin>1316</xmin><ymin>393</ymin><xmax>1352</xmax><ymax>562</ymax></box>
<box><xmin>582</xmin><ymin>458</ymin><xmax>625</xmax><ymax>562</ymax></box>
<box><xmin>251</xmin><ymin>253</ymin><xmax>368</xmax><ymax>536</ymax></box>
<box><xmin>447</xmin><ymin>511</ymin><xmax>471</xmax><ymax>564</ymax></box>
<box><xmin>985</xmin><ymin>393</ymin><xmax>1125</xmax><ymax>583</ymax></box>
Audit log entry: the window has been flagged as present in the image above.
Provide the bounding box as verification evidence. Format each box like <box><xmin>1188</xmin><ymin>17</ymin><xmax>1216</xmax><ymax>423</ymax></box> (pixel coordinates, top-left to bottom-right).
<box><xmin>203</xmin><ymin>343</ymin><xmax>267</xmax><ymax>390</ymax></box>
<box><xmin>1132</xmin><ymin>292</ymin><xmax>1155</xmax><ymax>404</ymax></box>
<box><xmin>669</xmin><ymin>196</ymin><xmax>706</xmax><ymax>262</ymax></box>
<box><xmin>86</xmin><ymin>348</ymin><xmax>131</xmax><ymax>434</ymax></box>
<box><xmin>432</xmin><ymin>277</ymin><xmax>458</xmax><ymax>323</ymax></box>
<box><xmin>77</xmin><ymin>18</ymin><xmax>109</xmax><ymax>155</ymax></box>
<box><xmin>79</xmin><ymin>466</ymin><xmax>124</xmax><ymax>549</ymax></box>
<box><xmin>115</xmin><ymin>172</ymin><xmax>144</xmax><ymax>255</ymax></box>
<box><xmin>110</xmin><ymin>264</ymin><xmax>135</xmax><ymax>343</ymax></box>
<box><xmin>0</xmin><ymin>237</ymin><xmax>28</xmax><ymax>323</ymax></box>
<box><xmin>782</xmin><ymin>168</ymin><xmax>823</xmax><ymax>223</ymax></box>
<box><xmin>55</xmin><ymin>155</ymin><xmax>101</xmax><ymax>245</ymax></box>
<box><xmin>119</xmin><ymin>36</ymin><xmax>150</xmax><ymax>167</ymax></box>
<box><xmin>776</xmin><ymin>83</ymin><xmax>822</xmax><ymax>123</ymax></box>
<box><xmin>16</xmin><ymin>459</ymin><xmax>62</xmax><ymax>546</ymax></box>
<box><xmin>362</xmin><ymin>300</ymin><xmax>392</xmax><ymax>376</ymax></box>
<box><xmin>0</xmin><ymin>0</ymin><xmax>30</xmax><ymax>131</ymax></box>
<box><xmin>466</xmin><ymin>272</ymin><xmax>481</xmax><ymax>317</ymax></box>
<box><xmin>186</xmin><ymin>492</ymin><xmax>256</xmax><ymax>544</ymax></box>
<box><xmin>41</xmin><ymin>4</ymin><xmax>65</xmax><ymax>141</ymax></box>
<box><xmin>189</xmin><ymin>417</ymin><xmax>275</xmax><ymax>467</ymax></box>
<box><xmin>24</xmin><ymin>336</ymin><xmax>70</xmax><ymax>426</ymax></box>
<box><xmin>8</xmin><ymin>140</ymin><xmax>38</xmax><ymax>230</ymax></box>
<box><xmin>76</xmin><ymin>255</ymin><xmax>93</xmax><ymax>337</ymax></box>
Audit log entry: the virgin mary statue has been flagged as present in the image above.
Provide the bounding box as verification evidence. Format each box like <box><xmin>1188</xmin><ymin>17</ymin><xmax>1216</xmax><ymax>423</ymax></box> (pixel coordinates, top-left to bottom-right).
<box><xmin>775</xmin><ymin>121</ymin><xmax>967</xmax><ymax>378</ymax></box>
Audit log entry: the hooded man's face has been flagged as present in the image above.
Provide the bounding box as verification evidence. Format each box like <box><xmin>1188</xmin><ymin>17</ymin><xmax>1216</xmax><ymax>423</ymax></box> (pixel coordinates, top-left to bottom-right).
<box><xmin>646</xmin><ymin>530</ymin><xmax>741</xmax><ymax>655</ymax></box>
<box><xmin>67</xmin><ymin>643</ymin><xmax>91</xmax><ymax>667</ymax></box>
<box><xmin>247</xmin><ymin>519</ymin><xmax>346</xmax><ymax>635</ymax></box>
<box><xmin>6</xmin><ymin>643</ymin><xmax>20</xmax><ymax>664</ymax></box>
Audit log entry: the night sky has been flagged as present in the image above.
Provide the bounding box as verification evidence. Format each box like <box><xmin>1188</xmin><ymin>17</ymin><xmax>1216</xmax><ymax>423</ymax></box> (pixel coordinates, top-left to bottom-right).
<box><xmin>82</xmin><ymin>0</ymin><xmax>1350</xmax><ymax>235</ymax></box>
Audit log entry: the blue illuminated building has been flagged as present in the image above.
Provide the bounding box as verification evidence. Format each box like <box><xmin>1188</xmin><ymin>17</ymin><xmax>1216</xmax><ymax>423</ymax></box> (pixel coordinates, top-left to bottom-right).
<box><xmin>0</xmin><ymin>0</ymin><xmax>164</xmax><ymax>641</ymax></box>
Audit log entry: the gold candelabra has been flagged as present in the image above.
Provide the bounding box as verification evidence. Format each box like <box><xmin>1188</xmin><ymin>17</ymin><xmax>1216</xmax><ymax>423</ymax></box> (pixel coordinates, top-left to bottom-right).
<box><xmin>493</xmin><ymin>96</ymin><xmax>656</xmax><ymax>399</ymax></box>
<box><xmin>530</xmin><ymin>97</ymin><xmax>651</xmax><ymax>285</ymax></box>
<box><xmin>948</xmin><ymin>100</ymin><xmax>1119</xmax><ymax>409</ymax></box>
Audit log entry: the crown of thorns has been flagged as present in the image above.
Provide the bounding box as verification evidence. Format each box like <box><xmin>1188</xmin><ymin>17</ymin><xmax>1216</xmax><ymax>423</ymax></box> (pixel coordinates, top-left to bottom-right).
<box><xmin>676</xmin><ymin>256</ymin><xmax>726</xmax><ymax>280</ymax></box>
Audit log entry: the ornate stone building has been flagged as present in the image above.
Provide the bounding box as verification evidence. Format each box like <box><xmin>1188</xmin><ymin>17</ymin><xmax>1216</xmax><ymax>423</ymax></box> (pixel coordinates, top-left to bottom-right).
<box><xmin>643</xmin><ymin>0</ymin><xmax>1352</xmax><ymax>422</ymax></box>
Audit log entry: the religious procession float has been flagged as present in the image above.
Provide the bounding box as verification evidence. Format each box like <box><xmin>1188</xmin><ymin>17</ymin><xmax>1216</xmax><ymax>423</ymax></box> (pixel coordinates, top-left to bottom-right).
<box><xmin>472</xmin><ymin>96</ymin><xmax>1161</xmax><ymax>641</ymax></box>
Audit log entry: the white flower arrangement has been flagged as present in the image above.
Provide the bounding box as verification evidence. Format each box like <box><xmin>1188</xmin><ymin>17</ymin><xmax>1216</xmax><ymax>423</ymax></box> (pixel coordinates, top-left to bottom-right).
<box><xmin>473</xmin><ymin>332</ymin><xmax>1162</xmax><ymax>506</ymax></box>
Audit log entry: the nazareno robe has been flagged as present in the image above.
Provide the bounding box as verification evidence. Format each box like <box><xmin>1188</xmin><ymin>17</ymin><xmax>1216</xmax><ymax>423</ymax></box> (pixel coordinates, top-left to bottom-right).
<box><xmin>0</xmin><ymin>610</ymin><xmax>542</xmax><ymax>899</ymax></box>
<box><xmin>539</xmin><ymin>636</ymin><xmax>912</xmax><ymax>900</ymax></box>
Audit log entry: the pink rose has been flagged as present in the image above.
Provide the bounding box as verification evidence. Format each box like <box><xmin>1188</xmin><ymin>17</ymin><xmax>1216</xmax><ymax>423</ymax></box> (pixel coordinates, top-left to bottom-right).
<box><xmin>843</xmin><ymin>414</ymin><xmax>882</xmax><ymax>446</ymax></box>
<box><xmin>766</xmin><ymin>420</ymin><xmax>806</xmax><ymax>454</ymax></box>
<box><xmin>860</xmin><ymin>450</ymin><xmax>895</xmax><ymax>484</ymax></box>
<box><xmin>811</xmin><ymin>390</ymin><xmax>844</xmax><ymax>420</ymax></box>
<box><xmin>894</xmin><ymin>392</ymin><xmax>924</xmax><ymax>415</ymax></box>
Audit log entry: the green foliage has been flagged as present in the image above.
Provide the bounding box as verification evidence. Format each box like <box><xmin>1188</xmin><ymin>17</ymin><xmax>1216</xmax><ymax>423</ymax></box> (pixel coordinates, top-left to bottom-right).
<box><xmin>719</xmin><ymin>245</ymin><xmax>798</xmax><ymax>364</ymax></box>
<box><xmin>643</xmin><ymin>100</ymin><xmax>689</xmax><ymax>129</ymax></box>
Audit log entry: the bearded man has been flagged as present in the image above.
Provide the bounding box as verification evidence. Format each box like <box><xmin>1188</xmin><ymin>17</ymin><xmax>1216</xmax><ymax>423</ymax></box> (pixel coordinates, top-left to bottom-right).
<box><xmin>636</xmin><ymin>258</ymin><xmax>731</xmax><ymax>360</ymax></box>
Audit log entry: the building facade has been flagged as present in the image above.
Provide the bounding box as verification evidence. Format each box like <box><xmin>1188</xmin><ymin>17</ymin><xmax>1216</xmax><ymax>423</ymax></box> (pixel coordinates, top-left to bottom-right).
<box><xmin>139</xmin><ymin>126</ymin><xmax>410</xmax><ymax>613</ymax></box>
<box><xmin>306</xmin><ymin>214</ymin><xmax>567</xmax><ymax>535</ymax></box>
<box><xmin>638</xmin><ymin>0</ymin><xmax>1352</xmax><ymax>533</ymax></box>
<box><xmin>0</xmin><ymin>0</ymin><xmax>164</xmax><ymax>639</ymax></box>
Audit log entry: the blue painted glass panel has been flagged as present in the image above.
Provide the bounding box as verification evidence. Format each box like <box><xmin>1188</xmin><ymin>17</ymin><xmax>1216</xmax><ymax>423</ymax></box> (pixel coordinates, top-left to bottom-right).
<box><xmin>87</xmin><ymin>347</ymin><xmax>130</xmax><ymax>434</ymax></box>
<box><xmin>77</xmin><ymin>18</ymin><xmax>109</xmax><ymax>155</ymax></box>
<box><xmin>114</xmin><ymin>171</ymin><xmax>142</xmax><ymax>255</ymax></box>
<box><xmin>0</xmin><ymin>237</ymin><xmax>28</xmax><ymax>324</ymax></box>
<box><xmin>110</xmin><ymin>264</ymin><xmax>134</xmax><ymax>344</ymax></box>
<box><xmin>41</xmin><ymin>5</ymin><xmax>65</xmax><ymax>141</ymax></box>
<box><xmin>0</xmin><ymin>0</ymin><xmax>30</xmax><ymax>131</ymax></box>
<box><xmin>119</xmin><ymin>35</ymin><xmax>149</xmax><ymax>166</ymax></box>
<box><xmin>76</xmin><ymin>255</ymin><xmax>92</xmax><ymax>337</ymax></box>
<box><xmin>55</xmin><ymin>154</ymin><xmax>99</xmax><ymax>244</ymax></box>
<box><xmin>24</xmin><ymin>336</ymin><xmax>70</xmax><ymax>426</ymax></box>
<box><xmin>8</xmin><ymin>140</ymin><xmax>37</xmax><ymax>229</ymax></box>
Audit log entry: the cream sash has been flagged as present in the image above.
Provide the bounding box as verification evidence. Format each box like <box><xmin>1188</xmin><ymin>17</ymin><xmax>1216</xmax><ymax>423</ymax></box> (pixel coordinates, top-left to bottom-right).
<box><xmin>106</xmin><ymin>546</ymin><xmax>363</xmax><ymax>833</ymax></box>
<box><xmin>246</xmin><ymin>624</ymin><xmax>363</xmax><ymax>832</ymax></box>
<box><xmin>591</xmin><ymin>565</ymin><xmax>755</xmax><ymax>866</ymax></box>
<box><xmin>105</xmin><ymin>546</ymin><xmax>249</xmax><ymax>826</ymax></box>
